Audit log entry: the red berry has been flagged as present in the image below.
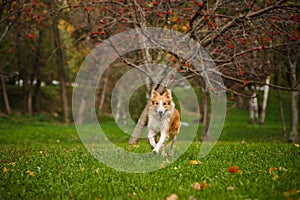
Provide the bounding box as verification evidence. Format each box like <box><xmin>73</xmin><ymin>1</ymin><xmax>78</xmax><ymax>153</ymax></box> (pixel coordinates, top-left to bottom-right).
<box><xmin>227</xmin><ymin>44</ymin><xmax>234</xmax><ymax>49</ymax></box>
<box><xmin>30</xmin><ymin>45</ymin><xmax>36</xmax><ymax>52</ymax></box>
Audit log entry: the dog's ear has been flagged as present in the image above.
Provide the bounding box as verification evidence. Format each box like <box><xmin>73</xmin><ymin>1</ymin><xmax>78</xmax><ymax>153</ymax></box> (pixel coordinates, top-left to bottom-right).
<box><xmin>163</xmin><ymin>89</ymin><xmax>172</xmax><ymax>99</ymax></box>
<box><xmin>151</xmin><ymin>89</ymin><xmax>159</xmax><ymax>99</ymax></box>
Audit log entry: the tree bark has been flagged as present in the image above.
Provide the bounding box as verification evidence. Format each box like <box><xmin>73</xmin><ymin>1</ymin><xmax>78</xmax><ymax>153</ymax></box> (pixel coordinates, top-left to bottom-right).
<box><xmin>27</xmin><ymin>81</ymin><xmax>33</xmax><ymax>115</ymax></box>
<box><xmin>52</xmin><ymin>1</ymin><xmax>70</xmax><ymax>124</ymax></box>
<box><xmin>237</xmin><ymin>95</ymin><xmax>244</xmax><ymax>109</ymax></box>
<box><xmin>201</xmin><ymin>90</ymin><xmax>209</xmax><ymax>141</ymax></box>
<box><xmin>0</xmin><ymin>68</ymin><xmax>11</xmax><ymax>115</ymax></box>
<box><xmin>33</xmin><ymin>30</ymin><xmax>44</xmax><ymax>113</ymax></box>
<box><xmin>274</xmin><ymin>59</ymin><xmax>287</xmax><ymax>139</ymax></box>
<box><xmin>259</xmin><ymin>76</ymin><xmax>270</xmax><ymax>125</ymax></box>
<box><xmin>277</xmin><ymin>90</ymin><xmax>287</xmax><ymax>139</ymax></box>
<box><xmin>97</xmin><ymin>73</ymin><xmax>108</xmax><ymax>116</ymax></box>
<box><xmin>249</xmin><ymin>90</ymin><xmax>259</xmax><ymax>124</ymax></box>
<box><xmin>288</xmin><ymin>59</ymin><xmax>299</xmax><ymax>142</ymax></box>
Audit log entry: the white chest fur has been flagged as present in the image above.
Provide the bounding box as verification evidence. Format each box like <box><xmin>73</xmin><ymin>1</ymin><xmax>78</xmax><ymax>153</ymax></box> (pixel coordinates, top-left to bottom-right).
<box><xmin>148</xmin><ymin>113</ymin><xmax>170</xmax><ymax>133</ymax></box>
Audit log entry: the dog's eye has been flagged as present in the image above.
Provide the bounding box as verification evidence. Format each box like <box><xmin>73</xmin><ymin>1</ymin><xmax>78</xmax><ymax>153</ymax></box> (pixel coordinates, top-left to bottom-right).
<box><xmin>163</xmin><ymin>102</ymin><xmax>167</xmax><ymax>105</ymax></box>
<box><xmin>155</xmin><ymin>102</ymin><xmax>159</xmax><ymax>105</ymax></box>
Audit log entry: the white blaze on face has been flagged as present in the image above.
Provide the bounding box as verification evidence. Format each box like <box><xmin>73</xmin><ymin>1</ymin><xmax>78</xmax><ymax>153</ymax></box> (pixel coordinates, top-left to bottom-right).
<box><xmin>157</xmin><ymin>100</ymin><xmax>165</xmax><ymax>118</ymax></box>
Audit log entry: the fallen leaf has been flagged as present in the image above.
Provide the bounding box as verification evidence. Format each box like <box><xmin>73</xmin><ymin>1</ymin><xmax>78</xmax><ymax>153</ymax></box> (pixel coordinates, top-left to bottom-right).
<box><xmin>189</xmin><ymin>160</ymin><xmax>201</xmax><ymax>165</ymax></box>
<box><xmin>227</xmin><ymin>186</ymin><xmax>234</xmax><ymax>190</ymax></box>
<box><xmin>132</xmin><ymin>144</ymin><xmax>140</xmax><ymax>148</ymax></box>
<box><xmin>278</xmin><ymin>167</ymin><xmax>288</xmax><ymax>171</ymax></box>
<box><xmin>228</xmin><ymin>166</ymin><xmax>241</xmax><ymax>174</ymax></box>
<box><xmin>272</xmin><ymin>175</ymin><xmax>279</xmax><ymax>181</ymax></box>
<box><xmin>3</xmin><ymin>167</ymin><xmax>8</xmax><ymax>173</ymax></box>
<box><xmin>26</xmin><ymin>170</ymin><xmax>35</xmax><ymax>176</ymax></box>
<box><xmin>166</xmin><ymin>194</ymin><xmax>179</xmax><ymax>200</ymax></box>
<box><xmin>269</xmin><ymin>167</ymin><xmax>277</xmax><ymax>174</ymax></box>
<box><xmin>192</xmin><ymin>180</ymin><xmax>207</xmax><ymax>191</ymax></box>
<box><xmin>192</xmin><ymin>182</ymin><xmax>201</xmax><ymax>190</ymax></box>
<box><xmin>95</xmin><ymin>168</ymin><xmax>100</xmax><ymax>174</ymax></box>
<box><xmin>80</xmin><ymin>166</ymin><xmax>85</xmax><ymax>173</ymax></box>
<box><xmin>294</xmin><ymin>143</ymin><xmax>299</xmax><ymax>148</ymax></box>
<box><xmin>284</xmin><ymin>189</ymin><xmax>300</xmax><ymax>196</ymax></box>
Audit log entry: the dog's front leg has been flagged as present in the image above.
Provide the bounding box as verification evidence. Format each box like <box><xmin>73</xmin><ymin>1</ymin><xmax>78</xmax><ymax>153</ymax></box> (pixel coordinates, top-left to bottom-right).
<box><xmin>153</xmin><ymin>131</ymin><xmax>166</xmax><ymax>155</ymax></box>
<box><xmin>148</xmin><ymin>129</ymin><xmax>157</xmax><ymax>149</ymax></box>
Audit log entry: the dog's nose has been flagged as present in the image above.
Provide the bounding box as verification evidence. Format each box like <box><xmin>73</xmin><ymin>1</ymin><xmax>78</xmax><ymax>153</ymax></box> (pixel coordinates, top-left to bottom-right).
<box><xmin>158</xmin><ymin>111</ymin><xmax>164</xmax><ymax>117</ymax></box>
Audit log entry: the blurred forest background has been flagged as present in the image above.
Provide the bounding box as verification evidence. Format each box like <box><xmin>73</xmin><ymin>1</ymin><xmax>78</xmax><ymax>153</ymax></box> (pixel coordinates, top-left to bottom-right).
<box><xmin>0</xmin><ymin>0</ymin><xmax>299</xmax><ymax>142</ymax></box>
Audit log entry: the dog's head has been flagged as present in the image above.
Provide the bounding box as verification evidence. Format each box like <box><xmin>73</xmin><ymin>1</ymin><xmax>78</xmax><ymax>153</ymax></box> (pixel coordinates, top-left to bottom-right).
<box><xmin>149</xmin><ymin>89</ymin><xmax>174</xmax><ymax>118</ymax></box>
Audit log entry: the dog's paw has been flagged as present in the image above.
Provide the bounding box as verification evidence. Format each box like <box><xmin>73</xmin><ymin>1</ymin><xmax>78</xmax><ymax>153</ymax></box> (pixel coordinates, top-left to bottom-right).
<box><xmin>152</xmin><ymin>150</ymin><xmax>158</xmax><ymax>155</ymax></box>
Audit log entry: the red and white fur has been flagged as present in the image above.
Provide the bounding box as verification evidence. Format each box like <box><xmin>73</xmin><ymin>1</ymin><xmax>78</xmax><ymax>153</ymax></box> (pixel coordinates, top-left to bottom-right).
<box><xmin>147</xmin><ymin>89</ymin><xmax>180</xmax><ymax>156</ymax></box>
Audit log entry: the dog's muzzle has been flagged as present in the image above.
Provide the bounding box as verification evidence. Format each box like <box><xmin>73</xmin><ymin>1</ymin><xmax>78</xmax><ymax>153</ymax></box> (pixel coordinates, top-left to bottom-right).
<box><xmin>158</xmin><ymin>111</ymin><xmax>164</xmax><ymax>118</ymax></box>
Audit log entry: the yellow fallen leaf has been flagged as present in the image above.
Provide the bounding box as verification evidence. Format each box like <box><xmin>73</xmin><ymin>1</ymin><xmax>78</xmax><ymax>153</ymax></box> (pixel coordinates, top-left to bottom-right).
<box><xmin>272</xmin><ymin>175</ymin><xmax>279</xmax><ymax>181</ymax></box>
<box><xmin>279</xmin><ymin>166</ymin><xmax>288</xmax><ymax>171</ymax></box>
<box><xmin>269</xmin><ymin>167</ymin><xmax>277</xmax><ymax>174</ymax></box>
<box><xmin>26</xmin><ymin>170</ymin><xmax>35</xmax><ymax>176</ymax></box>
<box><xmin>227</xmin><ymin>186</ymin><xmax>234</xmax><ymax>190</ymax></box>
<box><xmin>284</xmin><ymin>189</ymin><xmax>300</xmax><ymax>196</ymax></box>
<box><xmin>80</xmin><ymin>166</ymin><xmax>85</xmax><ymax>173</ymax></box>
<box><xmin>3</xmin><ymin>167</ymin><xmax>8</xmax><ymax>173</ymax></box>
<box><xmin>189</xmin><ymin>160</ymin><xmax>201</xmax><ymax>165</ymax></box>
<box><xmin>94</xmin><ymin>168</ymin><xmax>100</xmax><ymax>174</ymax></box>
<box><xmin>166</xmin><ymin>194</ymin><xmax>178</xmax><ymax>200</ymax></box>
<box><xmin>294</xmin><ymin>143</ymin><xmax>299</xmax><ymax>148</ymax></box>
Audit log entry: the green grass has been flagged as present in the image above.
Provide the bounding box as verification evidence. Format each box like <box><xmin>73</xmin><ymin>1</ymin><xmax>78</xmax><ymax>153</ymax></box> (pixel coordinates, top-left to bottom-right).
<box><xmin>0</xmin><ymin>111</ymin><xmax>299</xmax><ymax>200</ymax></box>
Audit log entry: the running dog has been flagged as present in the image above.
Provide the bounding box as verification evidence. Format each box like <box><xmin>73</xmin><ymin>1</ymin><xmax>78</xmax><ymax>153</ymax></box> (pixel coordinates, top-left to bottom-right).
<box><xmin>147</xmin><ymin>89</ymin><xmax>180</xmax><ymax>156</ymax></box>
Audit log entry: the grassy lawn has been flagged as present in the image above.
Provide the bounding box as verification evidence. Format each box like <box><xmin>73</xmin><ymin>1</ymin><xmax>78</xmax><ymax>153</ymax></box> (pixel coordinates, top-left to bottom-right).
<box><xmin>0</xmin><ymin>110</ymin><xmax>299</xmax><ymax>200</ymax></box>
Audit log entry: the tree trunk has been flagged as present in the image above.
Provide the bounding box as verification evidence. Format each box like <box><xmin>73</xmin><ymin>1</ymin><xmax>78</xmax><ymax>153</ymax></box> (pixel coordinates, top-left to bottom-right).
<box><xmin>0</xmin><ymin>68</ymin><xmax>11</xmax><ymax>115</ymax></box>
<box><xmin>290</xmin><ymin>90</ymin><xmax>299</xmax><ymax>142</ymax></box>
<box><xmin>249</xmin><ymin>90</ymin><xmax>259</xmax><ymax>124</ymax></box>
<box><xmin>237</xmin><ymin>95</ymin><xmax>244</xmax><ymax>109</ymax></box>
<box><xmin>259</xmin><ymin>76</ymin><xmax>270</xmax><ymax>124</ymax></box>
<box><xmin>274</xmin><ymin>63</ymin><xmax>287</xmax><ymax>139</ymax></box>
<box><xmin>52</xmin><ymin>1</ymin><xmax>70</xmax><ymax>124</ymax></box>
<box><xmin>97</xmin><ymin>73</ymin><xmax>108</xmax><ymax>116</ymax></box>
<box><xmin>288</xmin><ymin>59</ymin><xmax>299</xmax><ymax>142</ymax></box>
<box><xmin>27</xmin><ymin>80</ymin><xmax>33</xmax><ymax>115</ymax></box>
<box><xmin>115</xmin><ymin>93</ymin><xmax>122</xmax><ymax>122</ymax></box>
<box><xmin>201</xmin><ymin>90</ymin><xmax>209</xmax><ymax>141</ymax></box>
<box><xmin>33</xmin><ymin>30</ymin><xmax>43</xmax><ymax>113</ymax></box>
<box><xmin>34</xmin><ymin>79</ymin><xmax>41</xmax><ymax>113</ymax></box>
<box><xmin>277</xmin><ymin>90</ymin><xmax>287</xmax><ymax>139</ymax></box>
<box><xmin>76</xmin><ymin>96</ymin><xmax>86</xmax><ymax>125</ymax></box>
